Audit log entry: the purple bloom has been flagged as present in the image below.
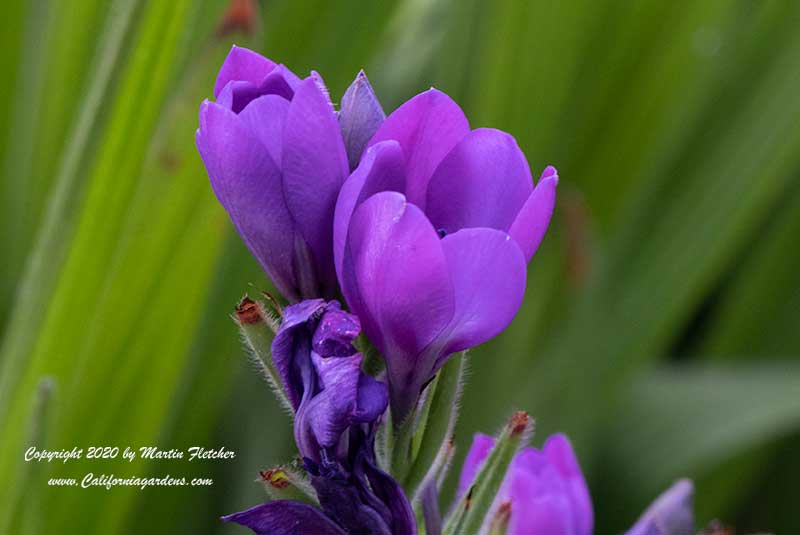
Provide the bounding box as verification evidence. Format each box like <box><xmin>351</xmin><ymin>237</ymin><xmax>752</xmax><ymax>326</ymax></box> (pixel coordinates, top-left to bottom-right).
<box><xmin>270</xmin><ymin>299</ymin><xmax>387</xmax><ymax>463</ymax></box>
<box><xmin>625</xmin><ymin>479</ymin><xmax>694</xmax><ymax>535</ymax></box>
<box><xmin>197</xmin><ymin>47</ymin><xmax>383</xmax><ymax>302</ymax></box>
<box><xmin>226</xmin><ymin>298</ymin><xmax>415</xmax><ymax>535</ymax></box>
<box><xmin>458</xmin><ymin>432</ymin><xmax>593</xmax><ymax>535</ymax></box>
<box><xmin>333</xmin><ymin>89</ymin><xmax>558</xmax><ymax>419</ymax></box>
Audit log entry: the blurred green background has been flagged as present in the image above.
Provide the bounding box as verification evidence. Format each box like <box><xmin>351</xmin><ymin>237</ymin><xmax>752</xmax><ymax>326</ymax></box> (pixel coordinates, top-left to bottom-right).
<box><xmin>1</xmin><ymin>0</ymin><xmax>799</xmax><ymax>533</ymax></box>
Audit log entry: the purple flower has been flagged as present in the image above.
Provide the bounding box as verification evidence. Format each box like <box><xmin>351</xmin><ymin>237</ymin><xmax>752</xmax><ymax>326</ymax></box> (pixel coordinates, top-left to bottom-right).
<box><xmin>458</xmin><ymin>432</ymin><xmax>593</xmax><ymax>535</ymax></box>
<box><xmin>270</xmin><ymin>299</ymin><xmax>387</xmax><ymax>462</ymax></box>
<box><xmin>197</xmin><ymin>47</ymin><xmax>383</xmax><ymax>302</ymax></box>
<box><xmin>225</xmin><ymin>298</ymin><xmax>415</xmax><ymax>535</ymax></box>
<box><xmin>625</xmin><ymin>479</ymin><xmax>694</xmax><ymax>535</ymax></box>
<box><xmin>333</xmin><ymin>89</ymin><xmax>558</xmax><ymax>419</ymax></box>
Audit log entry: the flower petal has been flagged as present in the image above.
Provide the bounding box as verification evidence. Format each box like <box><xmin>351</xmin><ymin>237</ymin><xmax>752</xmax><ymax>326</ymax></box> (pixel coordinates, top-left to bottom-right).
<box><xmin>347</xmin><ymin>192</ymin><xmax>454</xmax><ymax>418</ymax></box>
<box><xmin>508</xmin><ymin>166</ymin><xmax>558</xmax><ymax>261</ymax></box>
<box><xmin>507</xmin><ymin>452</ymin><xmax>576</xmax><ymax>535</ymax></box>
<box><xmin>311</xmin><ymin>301</ymin><xmax>360</xmax><ymax>358</ymax></box>
<box><xmin>260</xmin><ymin>63</ymin><xmax>302</xmax><ymax>100</ymax></box>
<box><xmin>238</xmin><ymin>94</ymin><xmax>290</xmax><ymax>166</ymax></box>
<box><xmin>196</xmin><ymin>101</ymin><xmax>298</xmax><ymax>301</ymax></box>
<box><xmin>221</xmin><ymin>500</ymin><xmax>345</xmax><ymax>535</ymax></box>
<box><xmin>334</xmin><ymin>141</ymin><xmax>406</xmax><ymax>293</ymax></box>
<box><xmin>354</xmin><ymin>373</ymin><xmax>389</xmax><ymax>423</ymax></box>
<box><xmin>438</xmin><ymin>228</ymin><xmax>527</xmax><ymax>357</ymax></box>
<box><xmin>311</xmin><ymin>473</ymin><xmax>393</xmax><ymax>535</ymax></box>
<box><xmin>283</xmin><ymin>77</ymin><xmax>350</xmax><ymax>295</ymax></box>
<box><xmin>368</xmin><ymin>89</ymin><xmax>469</xmax><ymax>209</ymax></box>
<box><xmin>457</xmin><ymin>433</ymin><xmax>496</xmax><ymax>498</ymax></box>
<box><xmin>426</xmin><ymin>128</ymin><xmax>533</xmax><ymax>235</ymax></box>
<box><xmin>543</xmin><ymin>434</ymin><xmax>594</xmax><ymax>535</ymax></box>
<box><xmin>214</xmin><ymin>45</ymin><xmax>276</xmax><ymax>98</ymax></box>
<box><xmin>305</xmin><ymin>353</ymin><xmax>363</xmax><ymax>448</ymax></box>
<box><xmin>339</xmin><ymin>70</ymin><xmax>386</xmax><ymax>171</ymax></box>
<box><xmin>364</xmin><ymin>458</ymin><xmax>418</xmax><ymax>535</ymax></box>
<box><xmin>270</xmin><ymin>298</ymin><xmax>327</xmax><ymax>409</ymax></box>
<box><xmin>216</xmin><ymin>79</ymin><xmax>265</xmax><ymax>114</ymax></box>
<box><xmin>625</xmin><ymin>479</ymin><xmax>694</xmax><ymax>535</ymax></box>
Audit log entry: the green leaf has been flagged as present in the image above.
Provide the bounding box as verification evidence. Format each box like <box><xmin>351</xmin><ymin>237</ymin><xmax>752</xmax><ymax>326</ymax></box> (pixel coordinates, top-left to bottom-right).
<box><xmin>611</xmin><ymin>363</ymin><xmax>800</xmax><ymax>492</ymax></box>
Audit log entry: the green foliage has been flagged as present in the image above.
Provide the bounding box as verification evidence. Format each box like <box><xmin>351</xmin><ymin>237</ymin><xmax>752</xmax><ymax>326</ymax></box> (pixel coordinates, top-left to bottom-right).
<box><xmin>0</xmin><ymin>0</ymin><xmax>798</xmax><ymax>533</ymax></box>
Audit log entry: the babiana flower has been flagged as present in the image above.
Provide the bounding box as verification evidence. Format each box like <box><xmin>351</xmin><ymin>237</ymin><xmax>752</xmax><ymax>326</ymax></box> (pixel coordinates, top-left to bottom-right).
<box><xmin>334</xmin><ymin>89</ymin><xmax>558</xmax><ymax>420</ymax></box>
<box><xmin>459</xmin><ymin>433</ymin><xmax>695</xmax><ymax>535</ymax></box>
<box><xmin>459</xmin><ymin>433</ymin><xmax>593</xmax><ymax>534</ymax></box>
<box><xmin>225</xmin><ymin>299</ymin><xmax>415</xmax><ymax>535</ymax></box>
<box><xmin>197</xmin><ymin>47</ymin><xmax>383</xmax><ymax>302</ymax></box>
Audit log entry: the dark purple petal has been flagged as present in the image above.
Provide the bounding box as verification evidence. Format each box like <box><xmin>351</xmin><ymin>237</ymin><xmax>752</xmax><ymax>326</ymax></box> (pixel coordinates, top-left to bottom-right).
<box><xmin>508</xmin><ymin>166</ymin><xmax>558</xmax><ymax>261</ymax></box>
<box><xmin>221</xmin><ymin>500</ymin><xmax>345</xmax><ymax>535</ymax></box>
<box><xmin>238</xmin><ymin>95</ymin><xmax>290</xmax><ymax>166</ymax></box>
<box><xmin>312</xmin><ymin>301</ymin><xmax>360</xmax><ymax>357</ymax></box>
<box><xmin>368</xmin><ymin>89</ymin><xmax>469</xmax><ymax>209</ymax></box>
<box><xmin>311</xmin><ymin>473</ymin><xmax>393</xmax><ymax>535</ymax></box>
<box><xmin>271</xmin><ymin>298</ymin><xmax>327</xmax><ymax>409</ymax></box>
<box><xmin>339</xmin><ymin>70</ymin><xmax>386</xmax><ymax>171</ymax></box>
<box><xmin>364</xmin><ymin>458</ymin><xmax>418</xmax><ymax>535</ymax></box>
<box><xmin>625</xmin><ymin>479</ymin><xmax>694</xmax><ymax>535</ymax></box>
<box><xmin>283</xmin><ymin>77</ymin><xmax>350</xmax><ymax>296</ymax></box>
<box><xmin>196</xmin><ymin>101</ymin><xmax>298</xmax><ymax>301</ymax></box>
<box><xmin>425</xmin><ymin>128</ymin><xmax>533</xmax><ymax>235</ymax></box>
<box><xmin>438</xmin><ymin>228</ymin><xmax>527</xmax><ymax>357</ymax></box>
<box><xmin>214</xmin><ymin>46</ymin><xmax>276</xmax><ymax>98</ymax></box>
<box><xmin>457</xmin><ymin>433</ymin><xmax>495</xmax><ymax>498</ymax></box>
<box><xmin>333</xmin><ymin>141</ymin><xmax>406</xmax><ymax>296</ymax></box>
<box><xmin>353</xmin><ymin>373</ymin><xmax>388</xmax><ymax>423</ymax></box>
<box><xmin>347</xmin><ymin>192</ymin><xmax>454</xmax><ymax>419</ymax></box>
<box><xmin>305</xmin><ymin>353</ymin><xmax>362</xmax><ymax>448</ymax></box>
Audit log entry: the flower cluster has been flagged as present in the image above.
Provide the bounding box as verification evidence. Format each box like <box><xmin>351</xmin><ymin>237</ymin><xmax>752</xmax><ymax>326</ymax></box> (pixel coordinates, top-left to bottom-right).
<box><xmin>197</xmin><ymin>46</ymin><xmax>696</xmax><ymax>535</ymax></box>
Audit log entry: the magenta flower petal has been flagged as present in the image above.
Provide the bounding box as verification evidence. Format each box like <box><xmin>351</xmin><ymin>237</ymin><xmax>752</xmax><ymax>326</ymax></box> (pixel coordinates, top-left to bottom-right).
<box><xmin>283</xmin><ymin>76</ymin><xmax>350</xmax><ymax>296</ymax></box>
<box><xmin>438</xmin><ymin>228</ymin><xmax>527</xmax><ymax>358</ymax></box>
<box><xmin>426</xmin><ymin>128</ymin><xmax>533</xmax><ymax>235</ymax></box>
<box><xmin>214</xmin><ymin>45</ymin><xmax>276</xmax><ymax>98</ymax></box>
<box><xmin>508</xmin><ymin>166</ymin><xmax>558</xmax><ymax>261</ymax></box>
<box><xmin>507</xmin><ymin>448</ymin><xmax>577</xmax><ymax>535</ymax></box>
<box><xmin>339</xmin><ymin>70</ymin><xmax>386</xmax><ymax>171</ymax></box>
<box><xmin>367</xmin><ymin>88</ymin><xmax>469</xmax><ymax>209</ymax></box>
<box><xmin>541</xmin><ymin>434</ymin><xmax>594</xmax><ymax>535</ymax></box>
<box><xmin>238</xmin><ymin>95</ymin><xmax>290</xmax><ymax>166</ymax></box>
<box><xmin>457</xmin><ymin>433</ymin><xmax>496</xmax><ymax>498</ymax></box>
<box><xmin>455</xmin><ymin>433</ymin><xmax>593</xmax><ymax>535</ymax></box>
<box><xmin>347</xmin><ymin>192</ymin><xmax>454</xmax><ymax>415</ymax></box>
<box><xmin>221</xmin><ymin>500</ymin><xmax>345</xmax><ymax>535</ymax></box>
<box><xmin>334</xmin><ymin>141</ymin><xmax>406</xmax><ymax>294</ymax></box>
<box><xmin>196</xmin><ymin>101</ymin><xmax>298</xmax><ymax>301</ymax></box>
